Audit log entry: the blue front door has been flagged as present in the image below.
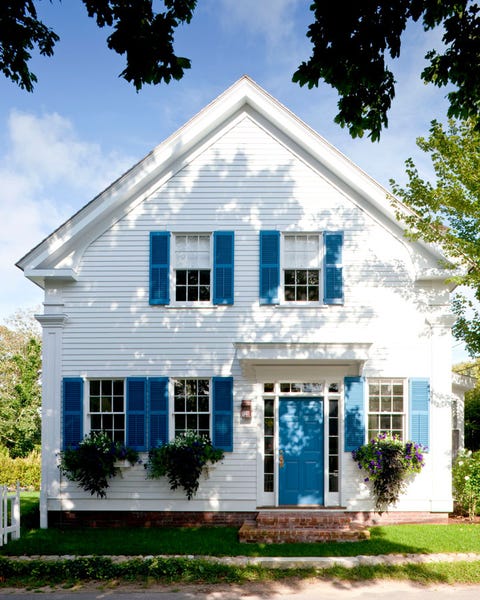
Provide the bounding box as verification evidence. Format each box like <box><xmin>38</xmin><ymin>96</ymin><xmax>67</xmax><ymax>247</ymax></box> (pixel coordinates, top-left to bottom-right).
<box><xmin>279</xmin><ymin>398</ymin><xmax>324</xmax><ymax>505</ymax></box>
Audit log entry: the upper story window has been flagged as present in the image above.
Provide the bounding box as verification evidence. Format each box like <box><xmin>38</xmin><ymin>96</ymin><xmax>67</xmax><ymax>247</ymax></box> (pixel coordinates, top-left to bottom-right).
<box><xmin>367</xmin><ymin>378</ymin><xmax>405</xmax><ymax>440</ymax></box>
<box><xmin>174</xmin><ymin>234</ymin><xmax>211</xmax><ymax>302</ymax></box>
<box><xmin>283</xmin><ymin>234</ymin><xmax>321</xmax><ymax>302</ymax></box>
<box><xmin>259</xmin><ymin>230</ymin><xmax>343</xmax><ymax>306</ymax></box>
<box><xmin>89</xmin><ymin>379</ymin><xmax>125</xmax><ymax>443</ymax></box>
<box><xmin>150</xmin><ymin>231</ymin><xmax>234</xmax><ymax>306</ymax></box>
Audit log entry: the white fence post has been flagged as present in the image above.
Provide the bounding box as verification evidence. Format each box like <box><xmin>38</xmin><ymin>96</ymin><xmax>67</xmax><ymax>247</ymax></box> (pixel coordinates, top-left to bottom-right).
<box><xmin>0</xmin><ymin>482</ymin><xmax>21</xmax><ymax>546</ymax></box>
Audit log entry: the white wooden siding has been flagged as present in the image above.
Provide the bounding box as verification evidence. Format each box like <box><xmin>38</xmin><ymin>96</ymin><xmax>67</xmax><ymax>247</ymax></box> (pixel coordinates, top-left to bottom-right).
<box><xmin>51</xmin><ymin>116</ymin><xmax>451</xmax><ymax>511</ymax></box>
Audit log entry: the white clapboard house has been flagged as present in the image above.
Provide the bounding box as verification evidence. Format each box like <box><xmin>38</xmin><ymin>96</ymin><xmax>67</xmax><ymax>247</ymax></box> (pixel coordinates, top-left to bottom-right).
<box><xmin>18</xmin><ymin>77</ymin><xmax>467</xmax><ymax>536</ymax></box>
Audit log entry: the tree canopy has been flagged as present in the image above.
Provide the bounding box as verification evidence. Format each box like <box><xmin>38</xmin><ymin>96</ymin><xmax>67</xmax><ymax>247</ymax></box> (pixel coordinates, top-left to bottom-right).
<box><xmin>2</xmin><ymin>1</ymin><xmax>480</xmax><ymax>140</ymax></box>
<box><xmin>391</xmin><ymin>118</ymin><xmax>480</xmax><ymax>356</ymax></box>
<box><xmin>0</xmin><ymin>310</ymin><xmax>41</xmax><ymax>458</ymax></box>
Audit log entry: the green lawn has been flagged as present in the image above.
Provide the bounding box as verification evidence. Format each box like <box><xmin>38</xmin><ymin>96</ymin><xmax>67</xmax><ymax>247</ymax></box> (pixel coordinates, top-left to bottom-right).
<box><xmin>1</xmin><ymin>493</ymin><xmax>479</xmax><ymax>558</ymax></box>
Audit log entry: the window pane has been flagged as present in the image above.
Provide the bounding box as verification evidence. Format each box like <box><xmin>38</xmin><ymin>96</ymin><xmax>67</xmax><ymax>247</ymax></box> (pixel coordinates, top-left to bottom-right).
<box><xmin>102</xmin><ymin>380</ymin><xmax>112</xmax><ymax>395</ymax></box>
<box><xmin>176</xmin><ymin>286</ymin><xmax>186</xmax><ymax>301</ymax></box>
<box><xmin>90</xmin><ymin>381</ymin><xmax>100</xmax><ymax>396</ymax></box>
<box><xmin>198</xmin><ymin>414</ymin><xmax>210</xmax><ymax>431</ymax></box>
<box><xmin>284</xmin><ymin>270</ymin><xmax>295</xmax><ymax>284</ymax></box>
<box><xmin>285</xmin><ymin>286</ymin><xmax>295</xmax><ymax>301</ymax></box>
<box><xmin>264</xmin><ymin>383</ymin><xmax>274</xmax><ymax>393</ymax></box>
<box><xmin>174</xmin><ymin>379</ymin><xmax>185</xmax><ymax>396</ymax></box>
<box><xmin>393</xmin><ymin>398</ymin><xmax>403</xmax><ymax>412</ymax></box>
<box><xmin>329</xmin><ymin>419</ymin><xmax>338</xmax><ymax>436</ymax></box>
<box><xmin>297</xmin><ymin>286</ymin><xmax>307</xmax><ymax>300</ymax></box>
<box><xmin>90</xmin><ymin>397</ymin><xmax>100</xmax><ymax>412</ymax></box>
<box><xmin>187</xmin><ymin>395</ymin><xmax>197</xmax><ymax>412</ymax></box>
<box><xmin>264</xmin><ymin>398</ymin><xmax>274</xmax><ymax>415</ymax></box>
<box><xmin>308</xmin><ymin>286</ymin><xmax>319</xmax><ymax>301</ymax></box>
<box><xmin>114</xmin><ymin>414</ymin><xmax>125</xmax><ymax>429</ymax></box>
<box><xmin>380</xmin><ymin>415</ymin><xmax>391</xmax><ymax>430</ymax></box>
<box><xmin>264</xmin><ymin>437</ymin><xmax>274</xmax><ymax>454</ymax></box>
<box><xmin>329</xmin><ymin>436</ymin><xmax>338</xmax><ymax>453</ymax></box>
<box><xmin>264</xmin><ymin>417</ymin><xmax>274</xmax><ymax>436</ymax></box>
<box><xmin>176</xmin><ymin>270</ymin><xmax>186</xmax><ymax>285</ymax></box>
<box><xmin>200</xmin><ymin>270</ymin><xmax>210</xmax><ymax>285</ymax></box>
<box><xmin>175</xmin><ymin>414</ymin><xmax>185</xmax><ymax>432</ymax></box>
<box><xmin>91</xmin><ymin>415</ymin><xmax>102</xmax><ymax>430</ymax></box>
<box><xmin>329</xmin><ymin>399</ymin><xmax>339</xmax><ymax>417</ymax></box>
<box><xmin>113</xmin><ymin>397</ymin><xmax>124</xmax><ymax>412</ymax></box>
<box><xmin>198</xmin><ymin>396</ymin><xmax>209</xmax><ymax>412</ymax></box>
<box><xmin>113</xmin><ymin>380</ymin><xmax>124</xmax><ymax>395</ymax></box>
<box><xmin>297</xmin><ymin>270</ymin><xmax>307</xmax><ymax>284</ymax></box>
<box><xmin>369</xmin><ymin>397</ymin><xmax>380</xmax><ymax>412</ymax></box>
<box><xmin>101</xmin><ymin>397</ymin><xmax>112</xmax><ymax>412</ymax></box>
<box><xmin>200</xmin><ymin>286</ymin><xmax>210</xmax><ymax>301</ymax></box>
<box><xmin>103</xmin><ymin>414</ymin><xmax>113</xmax><ymax>430</ymax></box>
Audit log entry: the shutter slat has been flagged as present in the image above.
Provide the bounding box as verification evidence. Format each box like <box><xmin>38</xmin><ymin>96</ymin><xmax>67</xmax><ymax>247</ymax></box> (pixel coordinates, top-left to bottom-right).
<box><xmin>127</xmin><ymin>378</ymin><xmax>147</xmax><ymax>451</ymax></box>
<box><xmin>149</xmin><ymin>377</ymin><xmax>169</xmax><ymax>448</ymax></box>
<box><xmin>213</xmin><ymin>231</ymin><xmax>234</xmax><ymax>304</ymax></box>
<box><xmin>150</xmin><ymin>232</ymin><xmax>170</xmax><ymax>305</ymax></box>
<box><xmin>409</xmin><ymin>378</ymin><xmax>430</xmax><ymax>450</ymax></box>
<box><xmin>212</xmin><ymin>377</ymin><xmax>233</xmax><ymax>451</ymax></box>
<box><xmin>62</xmin><ymin>378</ymin><xmax>83</xmax><ymax>449</ymax></box>
<box><xmin>259</xmin><ymin>231</ymin><xmax>280</xmax><ymax>304</ymax></box>
<box><xmin>344</xmin><ymin>376</ymin><xmax>365</xmax><ymax>451</ymax></box>
<box><xmin>324</xmin><ymin>232</ymin><xmax>343</xmax><ymax>304</ymax></box>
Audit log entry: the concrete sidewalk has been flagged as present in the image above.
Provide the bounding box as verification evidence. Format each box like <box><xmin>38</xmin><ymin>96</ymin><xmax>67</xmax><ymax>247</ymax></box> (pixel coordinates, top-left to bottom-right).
<box><xmin>5</xmin><ymin>551</ymin><xmax>480</xmax><ymax>568</ymax></box>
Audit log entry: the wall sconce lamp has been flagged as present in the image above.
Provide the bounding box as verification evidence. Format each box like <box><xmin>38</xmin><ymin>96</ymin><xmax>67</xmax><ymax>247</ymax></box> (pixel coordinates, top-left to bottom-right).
<box><xmin>240</xmin><ymin>399</ymin><xmax>252</xmax><ymax>419</ymax></box>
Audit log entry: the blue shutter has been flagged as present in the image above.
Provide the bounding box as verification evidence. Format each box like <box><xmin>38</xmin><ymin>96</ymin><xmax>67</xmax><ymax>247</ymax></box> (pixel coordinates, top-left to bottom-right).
<box><xmin>212</xmin><ymin>377</ymin><xmax>233</xmax><ymax>451</ymax></box>
<box><xmin>344</xmin><ymin>376</ymin><xmax>365</xmax><ymax>451</ymax></box>
<box><xmin>213</xmin><ymin>231</ymin><xmax>234</xmax><ymax>304</ymax></box>
<box><xmin>150</xmin><ymin>232</ymin><xmax>170</xmax><ymax>305</ymax></box>
<box><xmin>62</xmin><ymin>378</ymin><xmax>84</xmax><ymax>449</ymax></box>
<box><xmin>409</xmin><ymin>378</ymin><xmax>430</xmax><ymax>450</ymax></box>
<box><xmin>149</xmin><ymin>377</ymin><xmax>169</xmax><ymax>448</ymax></box>
<box><xmin>126</xmin><ymin>378</ymin><xmax>147</xmax><ymax>451</ymax></box>
<box><xmin>324</xmin><ymin>232</ymin><xmax>343</xmax><ymax>304</ymax></box>
<box><xmin>259</xmin><ymin>231</ymin><xmax>280</xmax><ymax>304</ymax></box>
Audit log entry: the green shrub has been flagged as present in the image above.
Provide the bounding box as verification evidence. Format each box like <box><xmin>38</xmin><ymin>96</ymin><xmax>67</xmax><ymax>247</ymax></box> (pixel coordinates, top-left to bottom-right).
<box><xmin>352</xmin><ymin>433</ymin><xmax>426</xmax><ymax>513</ymax></box>
<box><xmin>146</xmin><ymin>431</ymin><xmax>224</xmax><ymax>499</ymax></box>
<box><xmin>452</xmin><ymin>449</ymin><xmax>480</xmax><ymax>520</ymax></box>
<box><xmin>58</xmin><ymin>432</ymin><xmax>139</xmax><ymax>498</ymax></box>
<box><xmin>0</xmin><ymin>446</ymin><xmax>40</xmax><ymax>489</ymax></box>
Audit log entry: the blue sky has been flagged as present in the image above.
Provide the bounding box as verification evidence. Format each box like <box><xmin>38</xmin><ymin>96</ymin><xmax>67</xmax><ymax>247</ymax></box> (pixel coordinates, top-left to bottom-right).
<box><xmin>0</xmin><ymin>1</ymin><xmax>468</xmax><ymax>359</ymax></box>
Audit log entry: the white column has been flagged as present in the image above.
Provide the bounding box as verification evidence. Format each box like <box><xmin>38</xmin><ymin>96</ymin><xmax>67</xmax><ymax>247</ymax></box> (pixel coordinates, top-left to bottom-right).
<box><xmin>35</xmin><ymin>309</ymin><xmax>67</xmax><ymax>529</ymax></box>
<box><xmin>426</xmin><ymin>312</ymin><xmax>456</xmax><ymax>512</ymax></box>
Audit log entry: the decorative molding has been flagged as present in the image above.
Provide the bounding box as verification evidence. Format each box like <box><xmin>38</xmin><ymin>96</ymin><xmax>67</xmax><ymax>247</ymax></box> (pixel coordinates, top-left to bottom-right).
<box><xmin>35</xmin><ymin>313</ymin><xmax>68</xmax><ymax>328</ymax></box>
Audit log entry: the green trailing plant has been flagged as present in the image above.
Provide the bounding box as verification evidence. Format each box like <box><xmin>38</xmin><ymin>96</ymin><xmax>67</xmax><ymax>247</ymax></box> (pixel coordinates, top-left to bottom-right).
<box><xmin>58</xmin><ymin>432</ymin><xmax>139</xmax><ymax>498</ymax></box>
<box><xmin>352</xmin><ymin>433</ymin><xmax>426</xmax><ymax>513</ymax></box>
<box><xmin>146</xmin><ymin>431</ymin><xmax>224</xmax><ymax>500</ymax></box>
<box><xmin>452</xmin><ymin>449</ymin><xmax>480</xmax><ymax>521</ymax></box>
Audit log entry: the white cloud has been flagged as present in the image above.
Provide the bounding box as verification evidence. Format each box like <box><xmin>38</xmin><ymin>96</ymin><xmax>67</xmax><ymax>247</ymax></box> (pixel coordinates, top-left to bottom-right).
<box><xmin>0</xmin><ymin>110</ymin><xmax>133</xmax><ymax>321</ymax></box>
<box><xmin>213</xmin><ymin>0</ymin><xmax>309</xmax><ymax>66</ymax></box>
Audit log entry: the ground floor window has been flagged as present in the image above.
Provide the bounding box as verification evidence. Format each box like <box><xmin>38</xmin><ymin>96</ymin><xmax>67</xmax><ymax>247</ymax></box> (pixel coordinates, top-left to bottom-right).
<box><xmin>89</xmin><ymin>379</ymin><xmax>125</xmax><ymax>442</ymax></box>
<box><xmin>173</xmin><ymin>378</ymin><xmax>210</xmax><ymax>437</ymax></box>
<box><xmin>367</xmin><ymin>378</ymin><xmax>405</xmax><ymax>440</ymax></box>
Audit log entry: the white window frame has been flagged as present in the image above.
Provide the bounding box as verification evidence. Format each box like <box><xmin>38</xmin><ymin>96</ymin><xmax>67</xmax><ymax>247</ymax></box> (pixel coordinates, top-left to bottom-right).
<box><xmin>171</xmin><ymin>233</ymin><xmax>213</xmax><ymax>306</ymax></box>
<box><xmin>86</xmin><ymin>378</ymin><xmax>126</xmax><ymax>443</ymax></box>
<box><xmin>280</xmin><ymin>232</ymin><xmax>323</xmax><ymax>305</ymax></box>
<box><xmin>367</xmin><ymin>378</ymin><xmax>406</xmax><ymax>441</ymax></box>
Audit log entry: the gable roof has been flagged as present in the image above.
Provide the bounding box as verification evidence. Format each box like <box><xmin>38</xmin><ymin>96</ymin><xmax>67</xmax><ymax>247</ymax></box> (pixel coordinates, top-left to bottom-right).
<box><xmin>17</xmin><ymin>75</ymin><xmax>450</xmax><ymax>288</ymax></box>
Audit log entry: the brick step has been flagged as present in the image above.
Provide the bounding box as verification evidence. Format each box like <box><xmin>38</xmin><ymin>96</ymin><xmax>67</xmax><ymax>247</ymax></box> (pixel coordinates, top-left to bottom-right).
<box><xmin>256</xmin><ymin>511</ymin><xmax>353</xmax><ymax>529</ymax></box>
<box><xmin>239</xmin><ymin>521</ymin><xmax>370</xmax><ymax>544</ymax></box>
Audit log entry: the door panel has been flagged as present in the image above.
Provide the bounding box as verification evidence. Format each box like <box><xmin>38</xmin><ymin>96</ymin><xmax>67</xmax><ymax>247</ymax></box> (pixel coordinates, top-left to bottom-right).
<box><xmin>279</xmin><ymin>398</ymin><xmax>324</xmax><ymax>505</ymax></box>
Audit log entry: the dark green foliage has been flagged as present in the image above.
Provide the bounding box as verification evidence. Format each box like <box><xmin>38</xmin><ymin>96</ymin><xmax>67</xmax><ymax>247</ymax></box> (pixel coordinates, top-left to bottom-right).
<box><xmin>0</xmin><ymin>0</ymin><xmax>197</xmax><ymax>92</ymax></box>
<box><xmin>465</xmin><ymin>392</ymin><xmax>480</xmax><ymax>451</ymax></box>
<box><xmin>146</xmin><ymin>431</ymin><xmax>224</xmax><ymax>499</ymax></box>
<box><xmin>0</xmin><ymin>0</ymin><xmax>59</xmax><ymax>92</ymax></box>
<box><xmin>352</xmin><ymin>434</ymin><xmax>425</xmax><ymax>513</ymax></box>
<box><xmin>58</xmin><ymin>431</ymin><xmax>139</xmax><ymax>498</ymax></box>
<box><xmin>293</xmin><ymin>1</ymin><xmax>480</xmax><ymax>140</ymax></box>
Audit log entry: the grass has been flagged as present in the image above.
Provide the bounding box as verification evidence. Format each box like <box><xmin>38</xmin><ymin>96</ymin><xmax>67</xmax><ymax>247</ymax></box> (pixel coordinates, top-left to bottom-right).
<box><xmin>1</xmin><ymin>492</ymin><xmax>479</xmax><ymax>558</ymax></box>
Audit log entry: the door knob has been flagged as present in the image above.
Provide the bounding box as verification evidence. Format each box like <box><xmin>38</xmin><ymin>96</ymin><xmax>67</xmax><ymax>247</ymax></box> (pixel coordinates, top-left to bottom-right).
<box><xmin>279</xmin><ymin>449</ymin><xmax>284</xmax><ymax>468</ymax></box>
